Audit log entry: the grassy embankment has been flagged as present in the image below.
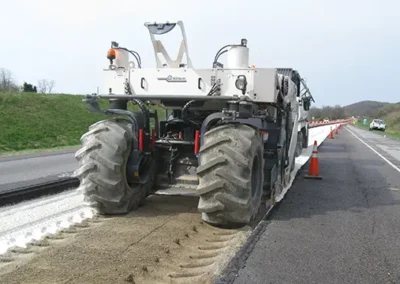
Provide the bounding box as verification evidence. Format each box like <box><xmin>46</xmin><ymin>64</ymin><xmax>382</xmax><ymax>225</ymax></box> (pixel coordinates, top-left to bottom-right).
<box><xmin>353</xmin><ymin>103</ymin><xmax>400</xmax><ymax>139</ymax></box>
<box><xmin>0</xmin><ymin>92</ymin><xmax>165</xmax><ymax>155</ymax></box>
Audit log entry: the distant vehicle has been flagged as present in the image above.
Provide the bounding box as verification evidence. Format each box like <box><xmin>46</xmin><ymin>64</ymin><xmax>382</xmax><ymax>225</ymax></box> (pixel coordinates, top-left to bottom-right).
<box><xmin>369</xmin><ymin>119</ymin><xmax>386</xmax><ymax>131</ymax></box>
<box><xmin>323</xmin><ymin>118</ymin><xmax>329</xmax><ymax>123</ymax></box>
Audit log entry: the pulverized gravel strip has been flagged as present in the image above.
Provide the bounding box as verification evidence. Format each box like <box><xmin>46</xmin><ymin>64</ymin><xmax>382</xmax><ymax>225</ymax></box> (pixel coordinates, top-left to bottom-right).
<box><xmin>0</xmin><ymin>195</ymin><xmax>250</xmax><ymax>284</ymax></box>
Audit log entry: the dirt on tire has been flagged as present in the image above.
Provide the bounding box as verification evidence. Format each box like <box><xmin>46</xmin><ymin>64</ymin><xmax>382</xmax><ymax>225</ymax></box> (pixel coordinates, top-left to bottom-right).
<box><xmin>0</xmin><ymin>195</ymin><xmax>251</xmax><ymax>284</ymax></box>
<box><xmin>197</xmin><ymin>123</ymin><xmax>264</xmax><ymax>226</ymax></box>
<box><xmin>74</xmin><ymin>118</ymin><xmax>154</xmax><ymax>215</ymax></box>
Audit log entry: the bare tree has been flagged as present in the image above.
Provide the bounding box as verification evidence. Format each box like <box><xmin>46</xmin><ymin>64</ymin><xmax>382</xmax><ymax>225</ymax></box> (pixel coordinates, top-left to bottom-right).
<box><xmin>37</xmin><ymin>79</ymin><xmax>47</xmax><ymax>93</ymax></box>
<box><xmin>37</xmin><ymin>79</ymin><xmax>56</xmax><ymax>93</ymax></box>
<box><xmin>0</xmin><ymin>68</ymin><xmax>19</xmax><ymax>92</ymax></box>
<box><xmin>47</xmin><ymin>80</ymin><xmax>55</xmax><ymax>93</ymax></box>
<box><xmin>309</xmin><ymin>104</ymin><xmax>347</xmax><ymax>120</ymax></box>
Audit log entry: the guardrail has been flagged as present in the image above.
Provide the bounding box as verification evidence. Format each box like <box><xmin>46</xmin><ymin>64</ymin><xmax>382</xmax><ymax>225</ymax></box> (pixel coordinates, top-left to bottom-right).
<box><xmin>308</xmin><ymin>118</ymin><xmax>353</xmax><ymax>128</ymax></box>
<box><xmin>0</xmin><ymin>177</ymin><xmax>79</xmax><ymax>206</ymax></box>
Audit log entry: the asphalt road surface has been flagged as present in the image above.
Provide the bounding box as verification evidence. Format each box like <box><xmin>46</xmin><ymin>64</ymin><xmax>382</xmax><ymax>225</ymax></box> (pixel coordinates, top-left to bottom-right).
<box><xmin>346</xmin><ymin>125</ymin><xmax>400</xmax><ymax>169</ymax></box>
<box><xmin>221</xmin><ymin>125</ymin><xmax>400</xmax><ymax>284</ymax></box>
<box><xmin>0</xmin><ymin>149</ymin><xmax>77</xmax><ymax>192</ymax></box>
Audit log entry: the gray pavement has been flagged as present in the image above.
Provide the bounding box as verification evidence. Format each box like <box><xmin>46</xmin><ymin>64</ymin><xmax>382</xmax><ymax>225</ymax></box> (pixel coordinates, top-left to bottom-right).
<box><xmin>0</xmin><ymin>150</ymin><xmax>77</xmax><ymax>192</ymax></box>
<box><xmin>226</xmin><ymin>126</ymin><xmax>400</xmax><ymax>284</ymax></box>
<box><xmin>347</xmin><ymin>125</ymin><xmax>400</xmax><ymax>169</ymax></box>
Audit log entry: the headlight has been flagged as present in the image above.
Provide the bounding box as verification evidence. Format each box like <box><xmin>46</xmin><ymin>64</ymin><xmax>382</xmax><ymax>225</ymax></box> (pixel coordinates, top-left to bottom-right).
<box><xmin>235</xmin><ymin>75</ymin><xmax>247</xmax><ymax>95</ymax></box>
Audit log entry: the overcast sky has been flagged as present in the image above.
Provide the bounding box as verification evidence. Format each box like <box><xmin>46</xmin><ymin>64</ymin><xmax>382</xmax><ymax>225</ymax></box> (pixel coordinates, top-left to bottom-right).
<box><xmin>0</xmin><ymin>0</ymin><xmax>398</xmax><ymax>107</ymax></box>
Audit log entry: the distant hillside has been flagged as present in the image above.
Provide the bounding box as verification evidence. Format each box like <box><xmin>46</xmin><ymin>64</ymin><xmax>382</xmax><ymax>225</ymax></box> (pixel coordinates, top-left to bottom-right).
<box><xmin>342</xmin><ymin>100</ymin><xmax>391</xmax><ymax>117</ymax></box>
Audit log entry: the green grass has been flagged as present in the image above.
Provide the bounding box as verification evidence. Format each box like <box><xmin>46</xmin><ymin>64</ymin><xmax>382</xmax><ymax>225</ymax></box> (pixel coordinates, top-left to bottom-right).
<box><xmin>0</xmin><ymin>92</ymin><xmax>165</xmax><ymax>154</ymax></box>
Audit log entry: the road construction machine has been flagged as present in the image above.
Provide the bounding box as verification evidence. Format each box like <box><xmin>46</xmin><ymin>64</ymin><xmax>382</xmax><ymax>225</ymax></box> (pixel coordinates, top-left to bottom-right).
<box><xmin>74</xmin><ymin>21</ymin><xmax>314</xmax><ymax>227</ymax></box>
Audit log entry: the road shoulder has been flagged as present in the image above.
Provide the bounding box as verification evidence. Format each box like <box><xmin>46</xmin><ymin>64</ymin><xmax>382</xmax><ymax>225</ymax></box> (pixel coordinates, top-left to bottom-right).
<box><xmin>0</xmin><ymin>146</ymin><xmax>80</xmax><ymax>162</ymax></box>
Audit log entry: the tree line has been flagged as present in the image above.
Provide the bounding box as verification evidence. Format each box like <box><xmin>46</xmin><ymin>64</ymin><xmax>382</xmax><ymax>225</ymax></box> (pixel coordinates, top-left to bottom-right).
<box><xmin>0</xmin><ymin>67</ymin><xmax>55</xmax><ymax>93</ymax></box>
<box><xmin>309</xmin><ymin>105</ymin><xmax>347</xmax><ymax>120</ymax></box>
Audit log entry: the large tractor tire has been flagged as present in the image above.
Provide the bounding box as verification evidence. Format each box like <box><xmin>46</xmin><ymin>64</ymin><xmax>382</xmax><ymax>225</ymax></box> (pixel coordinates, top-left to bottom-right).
<box><xmin>74</xmin><ymin>118</ymin><xmax>154</xmax><ymax>215</ymax></box>
<box><xmin>196</xmin><ymin>124</ymin><xmax>264</xmax><ymax>227</ymax></box>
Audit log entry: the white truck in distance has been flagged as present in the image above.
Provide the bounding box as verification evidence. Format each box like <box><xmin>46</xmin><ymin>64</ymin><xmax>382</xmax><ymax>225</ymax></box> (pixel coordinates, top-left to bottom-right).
<box><xmin>74</xmin><ymin>20</ymin><xmax>315</xmax><ymax>228</ymax></box>
<box><xmin>369</xmin><ymin>119</ymin><xmax>386</xmax><ymax>131</ymax></box>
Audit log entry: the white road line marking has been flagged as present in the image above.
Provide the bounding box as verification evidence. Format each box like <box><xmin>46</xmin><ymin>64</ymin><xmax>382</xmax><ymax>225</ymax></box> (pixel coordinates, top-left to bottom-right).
<box><xmin>345</xmin><ymin>127</ymin><xmax>400</xmax><ymax>174</ymax></box>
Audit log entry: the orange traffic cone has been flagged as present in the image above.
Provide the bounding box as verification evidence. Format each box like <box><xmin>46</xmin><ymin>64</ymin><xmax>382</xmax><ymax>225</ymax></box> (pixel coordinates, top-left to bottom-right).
<box><xmin>329</xmin><ymin>127</ymin><xmax>334</xmax><ymax>139</ymax></box>
<box><xmin>335</xmin><ymin>126</ymin><xmax>339</xmax><ymax>134</ymax></box>
<box><xmin>305</xmin><ymin>140</ymin><xmax>322</xmax><ymax>179</ymax></box>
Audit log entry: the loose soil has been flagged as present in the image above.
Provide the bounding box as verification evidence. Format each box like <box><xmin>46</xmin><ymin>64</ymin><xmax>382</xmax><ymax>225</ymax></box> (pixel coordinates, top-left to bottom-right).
<box><xmin>0</xmin><ymin>195</ymin><xmax>251</xmax><ymax>284</ymax></box>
